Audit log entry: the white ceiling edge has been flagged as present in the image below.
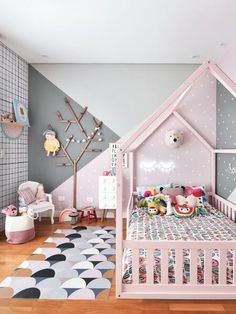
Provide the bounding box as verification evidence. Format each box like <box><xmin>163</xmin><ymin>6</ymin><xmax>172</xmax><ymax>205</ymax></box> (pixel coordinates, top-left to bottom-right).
<box><xmin>0</xmin><ymin>0</ymin><xmax>234</xmax><ymax>64</ymax></box>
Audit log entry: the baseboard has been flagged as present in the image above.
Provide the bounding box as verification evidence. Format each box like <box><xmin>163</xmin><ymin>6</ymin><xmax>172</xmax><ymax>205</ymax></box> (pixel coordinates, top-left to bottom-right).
<box><xmin>39</xmin><ymin>209</ymin><xmax>126</xmax><ymax>219</ymax></box>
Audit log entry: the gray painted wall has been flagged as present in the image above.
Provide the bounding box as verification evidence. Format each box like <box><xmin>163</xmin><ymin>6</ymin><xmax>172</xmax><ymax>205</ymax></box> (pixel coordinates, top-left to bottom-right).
<box><xmin>28</xmin><ymin>65</ymin><xmax>119</xmax><ymax>192</ymax></box>
<box><xmin>32</xmin><ymin>63</ymin><xmax>199</xmax><ymax>136</ymax></box>
<box><xmin>216</xmin><ymin>81</ymin><xmax>236</xmax><ymax>201</ymax></box>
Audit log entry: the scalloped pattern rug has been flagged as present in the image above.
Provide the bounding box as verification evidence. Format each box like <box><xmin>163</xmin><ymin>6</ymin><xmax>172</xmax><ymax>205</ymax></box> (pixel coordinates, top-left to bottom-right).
<box><xmin>0</xmin><ymin>226</ymin><xmax>116</xmax><ymax>300</ymax></box>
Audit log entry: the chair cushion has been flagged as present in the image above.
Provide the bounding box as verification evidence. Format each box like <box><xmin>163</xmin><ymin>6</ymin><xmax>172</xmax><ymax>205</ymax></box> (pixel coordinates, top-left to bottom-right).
<box><xmin>18</xmin><ymin>187</ymin><xmax>36</xmax><ymax>205</ymax></box>
<box><xmin>28</xmin><ymin>201</ymin><xmax>53</xmax><ymax>212</ymax></box>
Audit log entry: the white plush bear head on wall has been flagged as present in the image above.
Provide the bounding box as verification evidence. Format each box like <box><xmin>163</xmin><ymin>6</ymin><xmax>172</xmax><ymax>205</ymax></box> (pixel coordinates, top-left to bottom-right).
<box><xmin>165</xmin><ymin>129</ymin><xmax>184</xmax><ymax>148</ymax></box>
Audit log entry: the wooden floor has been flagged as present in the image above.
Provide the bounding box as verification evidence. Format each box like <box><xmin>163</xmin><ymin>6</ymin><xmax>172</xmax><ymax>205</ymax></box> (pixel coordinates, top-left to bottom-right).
<box><xmin>0</xmin><ymin>218</ymin><xmax>236</xmax><ymax>314</ymax></box>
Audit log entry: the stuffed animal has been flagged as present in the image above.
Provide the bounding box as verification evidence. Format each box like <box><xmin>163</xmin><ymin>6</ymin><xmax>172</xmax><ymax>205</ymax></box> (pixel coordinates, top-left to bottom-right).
<box><xmin>165</xmin><ymin>129</ymin><xmax>184</xmax><ymax>148</ymax></box>
<box><xmin>19</xmin><ymin>207</ymin><xmax>28</xmax><ymax>216</ymax></box>
<box><xmin>175</xmin><ymin>194</ymin><xmax>197</xmax><ymax>207</ymax></box>
<box><xmin>137</xmin><ymin>198</ymin><xmax>147</xmax><ymax>208</ymax></box>
<box><xmin>2</xmin><ymin>204</ymin><xmax>18</xmax><ymax>216</ymax></box>
<box><xmin>165</xmin><ymin>194</ymin><xmax>174</xmax><ymax>216</ymax></box>
<box><xmin>43</xmin><ymin>129</ymin><xmax>60</xmax><ymax>156</ymax></box>
<box><xmin>148</xmin><ymin>206</ymin><xmax>159</xmax><ymax>216</ymax></box>
<box><xmin>0</xmin><ymin>111</ymin><xmax>15</xmax><ymax>123</ymax></box>
<box><xmin>35</xmin><ymin>184</ymin><xmax>47</xmax><ymax>204</ymax></box>
<box><xmin>155</xmin><ymin>194</ymin><xmax>168</xmax><ymax>215</ymax></box>
<box><xmin>146</xmin><ymin>197</ymin><xmax>159</xmax><ymax>215</ymax></box>
<box><xmin>173</xmin><ymin>194</ymin><xmax>197</xmax><ymax>218</ymax></box>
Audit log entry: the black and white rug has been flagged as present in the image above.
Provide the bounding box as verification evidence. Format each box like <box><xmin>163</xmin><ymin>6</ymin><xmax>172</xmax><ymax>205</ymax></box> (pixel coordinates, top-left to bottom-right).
<box><xmin>0</xmin><ymin>226</ymin><xmax>116</xmax><ymax>299</ymax></box>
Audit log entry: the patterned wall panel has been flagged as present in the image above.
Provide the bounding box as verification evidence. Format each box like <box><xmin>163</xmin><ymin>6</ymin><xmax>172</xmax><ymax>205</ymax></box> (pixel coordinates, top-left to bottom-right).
<box><xmin>0</xmin><ymin>42</ymin><xmax>28</xmax><ymax>231</ymax></box>
<box><xmin>216</xmin><ymin>81</ymin><xmax>236</xmax><ymax>204</ymax></box>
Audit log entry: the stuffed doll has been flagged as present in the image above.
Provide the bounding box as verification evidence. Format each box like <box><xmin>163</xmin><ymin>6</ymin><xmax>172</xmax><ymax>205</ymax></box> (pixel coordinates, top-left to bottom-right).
<box><xmin>35</xmin><ymin>184</ymin><xmax>47</xmax><ymax>204</ymax></box>
<box><xmin>2</xmin><ymin>204</ymin><xmax>18</xmax><ymax>216</ymax></box>
<box><xmin>43</xmin><ymin>129</ymin><xmax>60</xmax><ymax>156</ymax></box>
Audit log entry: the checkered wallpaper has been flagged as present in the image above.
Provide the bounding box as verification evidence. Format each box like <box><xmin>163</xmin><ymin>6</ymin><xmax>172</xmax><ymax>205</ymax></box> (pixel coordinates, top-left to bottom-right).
<box><xmin>0</xmin><ymin>42</ymin><xmax>28</xmax><ymax>231</ymax></box>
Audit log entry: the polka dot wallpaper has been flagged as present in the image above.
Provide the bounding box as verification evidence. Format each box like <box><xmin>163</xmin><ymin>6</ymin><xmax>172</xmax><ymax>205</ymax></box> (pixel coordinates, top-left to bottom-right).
<box><xmin>216</xmin><ymin>81</ymin><xmax>236</xmax><ymax>203</ymax></box>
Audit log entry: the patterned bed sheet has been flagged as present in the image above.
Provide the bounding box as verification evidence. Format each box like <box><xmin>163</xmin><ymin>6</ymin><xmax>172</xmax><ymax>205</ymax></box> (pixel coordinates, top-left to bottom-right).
<box><xmin>122</xmin><ymin>207</ymin><xmax>236</xmax><ymax>284</ymax></box>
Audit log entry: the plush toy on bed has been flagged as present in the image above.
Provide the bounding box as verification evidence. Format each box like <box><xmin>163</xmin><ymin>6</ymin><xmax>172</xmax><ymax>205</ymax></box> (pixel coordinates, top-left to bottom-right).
<box><xmin>194</xmin><ymin>196</ymin><xmax>209</xmax><ymax>215</ymax></box>
<box><xmin>137</xmin><ymin>198</ymin><xmax>148</xmax><ymax>208</ymax></box>
<box><xmin>173</xmin><ymin>194</ymin><xmax>196</xmax><ymax>218</ymax></box>
<box><xmin>155</xmin><ymin>194</ymin><xmax>168</xmax><ymax>215</ymax></box>
<box><xmin>146</xmin><ymin>197</ymin><xmax>159</xmax><ymax>215</ymax></box>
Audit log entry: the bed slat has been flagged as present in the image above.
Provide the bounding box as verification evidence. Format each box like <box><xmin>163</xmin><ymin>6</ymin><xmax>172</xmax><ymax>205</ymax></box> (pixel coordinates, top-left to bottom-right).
<box><xmin>175</xmin><ymin>248</ymin><xmax>183</xmax><ymax>285</ymax></box>
<box><xmin>233</xmin><ymin>249</ymin><xmax>236</xmax><ymax>286</ymax></box>
<box><xmin>219</xmin><ymin>249</ymin><xmax>227</xmax><ymax>285</ymax></box>
<box><xmin>204</xmin><ymin>249</ymin><xmax>212</xmax><ymax>285</ymax></box>
<box><xmin>161</xmin><ymin>248</ymin><xmax>169</xmax><ymax>285</ymax></box>
<box><xmin>190</xmin><ymin>249</ymin><xmax>198</xmax><ymax>285</ymax></box>
<box><xmin>146</xmin><ymin>249</ymin><xmax>154</xmax><ymax>284</ymax></box>
<box><xmin>132</xmin><ymin>249</ymin><xmax>140</xmax><ymax>284</ymax></box>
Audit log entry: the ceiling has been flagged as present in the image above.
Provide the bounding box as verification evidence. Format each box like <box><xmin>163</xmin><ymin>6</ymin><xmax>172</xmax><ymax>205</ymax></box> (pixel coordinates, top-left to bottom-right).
<box><xmin>0</xmin><ymin>0</ymin><xmax>235</xmax><ymax>63</ymax></box>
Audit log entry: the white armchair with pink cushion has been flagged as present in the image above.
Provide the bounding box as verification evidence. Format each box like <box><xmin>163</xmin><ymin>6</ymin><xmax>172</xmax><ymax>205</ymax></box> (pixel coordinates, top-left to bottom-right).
<box><xmin>18</xmin><ymin>181</ymin><xmax>55</xmax><ymax>224</ymax></box>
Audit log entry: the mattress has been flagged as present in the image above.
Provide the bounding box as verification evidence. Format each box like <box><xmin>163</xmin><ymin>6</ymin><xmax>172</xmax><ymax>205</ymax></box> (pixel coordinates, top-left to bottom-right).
<box><xmin>122</xmin><ymin>207</ymin><xmax>236</xmax><ymax>284</ymax></box>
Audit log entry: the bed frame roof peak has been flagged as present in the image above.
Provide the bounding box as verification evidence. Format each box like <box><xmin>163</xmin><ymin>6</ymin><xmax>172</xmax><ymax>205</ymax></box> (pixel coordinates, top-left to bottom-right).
<box><xmin>120</xmin><ymin>60</ymin><xmax>236</xmax><ymax>152</ymax></box>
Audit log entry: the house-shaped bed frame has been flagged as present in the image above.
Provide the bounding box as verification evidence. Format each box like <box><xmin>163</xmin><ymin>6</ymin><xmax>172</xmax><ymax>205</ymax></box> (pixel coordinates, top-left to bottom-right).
<box><xmin>116</xmin><ymin>61</ymin><xmax>236</xmax><ymax>299</ymax></box>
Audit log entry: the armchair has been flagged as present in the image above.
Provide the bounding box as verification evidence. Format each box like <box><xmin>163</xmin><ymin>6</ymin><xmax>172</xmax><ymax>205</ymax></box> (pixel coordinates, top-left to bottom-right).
<box><xmin>18</xmin><ymin>181</ymin><xmax>55</xmax><ymax>224</ymax></box>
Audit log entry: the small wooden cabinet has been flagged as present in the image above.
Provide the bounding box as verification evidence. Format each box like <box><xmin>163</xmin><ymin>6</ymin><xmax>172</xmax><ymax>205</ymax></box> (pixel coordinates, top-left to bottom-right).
<box><xmin>98</xmin><ymin>176</ymin><xmax>116</xmax><ymax>221</ymax></box>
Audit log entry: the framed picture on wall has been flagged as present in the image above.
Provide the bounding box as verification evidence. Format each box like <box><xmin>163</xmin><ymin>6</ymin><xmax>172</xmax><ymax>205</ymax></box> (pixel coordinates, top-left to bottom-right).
<box><xmin>13</xmin><ymin>99</ymin><xmax>29</xmax><ymax>126</ymax></box>
<box><xmin>110</xmin><ymin>143</ymin><xmax>128</xmax><ymax>171</ymax></box>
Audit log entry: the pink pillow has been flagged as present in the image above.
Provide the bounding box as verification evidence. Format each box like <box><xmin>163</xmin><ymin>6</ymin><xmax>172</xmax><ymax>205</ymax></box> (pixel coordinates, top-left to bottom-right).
<box><xmin>184</xmin><ymin>185</ymin><xmax>205</xmax><ymax>197</ymax></box>
<box><xmin>18</xmin><ymin>187</ymin><xmax>35</xmax><ymax>205</ymax></box>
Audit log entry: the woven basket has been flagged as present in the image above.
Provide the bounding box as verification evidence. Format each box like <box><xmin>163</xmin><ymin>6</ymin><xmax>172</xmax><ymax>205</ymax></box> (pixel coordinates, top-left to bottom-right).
<box><xmin>5</xmin><ymin>215</ymin><xmax>35</xmax><ymax>244</ymax></box>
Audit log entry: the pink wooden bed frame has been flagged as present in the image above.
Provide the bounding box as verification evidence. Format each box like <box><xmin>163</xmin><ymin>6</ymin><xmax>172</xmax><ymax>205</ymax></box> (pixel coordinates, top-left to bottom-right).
<box><xmin>116</xmin><ymin>61</ymin><xmax>236</xmax><ymax>299</ymax></box>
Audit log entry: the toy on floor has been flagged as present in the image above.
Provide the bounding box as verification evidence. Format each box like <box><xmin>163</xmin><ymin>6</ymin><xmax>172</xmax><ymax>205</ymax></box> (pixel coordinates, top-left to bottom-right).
<box><xmin>69</xmin><ymin>212</ymin><xmax>79</xmax><ymax>225</ymax></box>
<box><xmin>59</xmin><ymin>208</ymin><xmax>77</xmax><ymax>223</ymax></box>
<box><xmin>2</xmin><ymin>205</ymin><xmax>18</xmax><ymax>216</ymax></box>
<box><xmin>43</xmin><ymin>129</ymin><xmax>60</xmax><ymax>156</ymax></box>
<box><xmin>35</xmin><ymin>184</ymin><xmax>47</xmax><ymax>204</ymax></box>
<box><xmin>78</xmin><ymin>206</ymin><xmax>97</xmax><ymax>224</ymax></box>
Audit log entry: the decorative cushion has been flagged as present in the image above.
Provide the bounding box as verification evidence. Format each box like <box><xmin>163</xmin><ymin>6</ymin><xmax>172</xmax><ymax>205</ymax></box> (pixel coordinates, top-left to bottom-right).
<box><xmin>28</xmin><ymin>201</ymin><xmax>53</xmax><ymax>211</ymax></box>
<box><xmin>194</xmin><ymin>196</ymin><xmax>210</xmax><ymax>215</ymax></box>
<box><xmin>18</xmin><ymin>187</ymin><xmax>35</xmax><ymax>205</ymax></box>
<box><xmin>160</xmin><ymin>186</ymin><xmax>184</xmax><ymax>196</ymax></box>
<box><xmin>136</xmin><ymin>183</ymin><xmax>172</xmax><ymax>200</ymax></box>
<box><xmin>184</xmin><ymin>185</ymin><xmax>206</xmax><ymax>197</ymax></box>
<box><xmin>195</xmin><ymin>206</ymin><xmax>209</xmax><ymax>216</ymax></box>
<box><xmin>173</xmin><ymin>204</ymin><xmax>195</xmax><ymax>218</ymax></box>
